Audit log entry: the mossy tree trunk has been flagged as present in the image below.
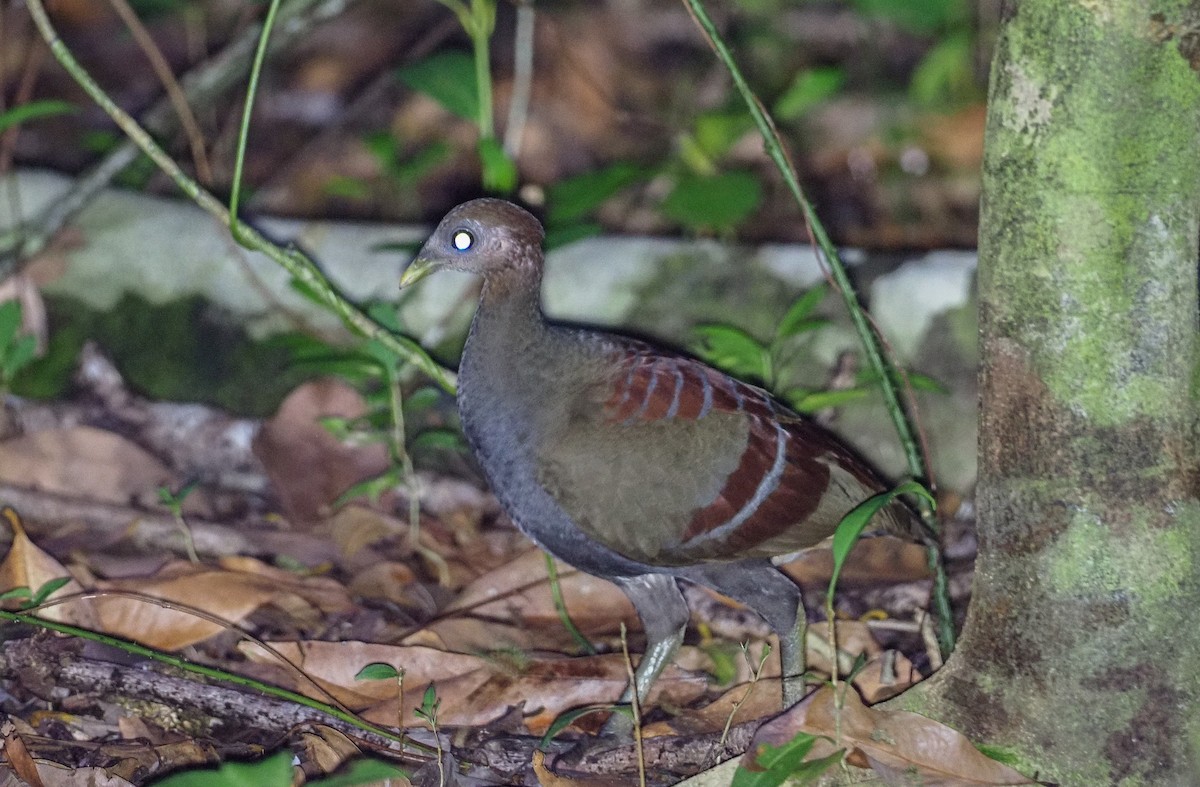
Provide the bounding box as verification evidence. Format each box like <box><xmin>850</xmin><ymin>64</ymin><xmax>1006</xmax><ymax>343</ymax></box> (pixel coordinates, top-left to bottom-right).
<box><xmin>895</xmin><ymin>2</ymin><xmax>1200</xmax><ymax>783</ymax></box>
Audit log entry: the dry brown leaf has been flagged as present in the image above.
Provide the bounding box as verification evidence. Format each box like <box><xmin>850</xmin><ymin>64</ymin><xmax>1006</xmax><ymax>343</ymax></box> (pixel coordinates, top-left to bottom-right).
<box><xmin>241</xmin><ymin>640</ymin><xmax>706</xmax><ymax>732</ymax></box>
<box><xmin>93</xmin><ymin>559</ymin><xmax>349</xmax><ymax>650</ymax></box>
<box><xmin>435</xmin><ymin>547</ymin><xmax>638</xmax><ymax>641</ymax></box>
<box><xmin>325</xmin><ymin>505</ymin><xmax>402</xmax><ymax>561</ymax></box>
<box><xmin>780</xmin><ymin>538</ymin><xmax>929</xmax><ymax>586</ymax></box>
<box><xmin>643</xmin><ymin>675</ymin><xmax>780</xmax><ymax>738</ymax></box>
<box><xmin>361</xmin><ymin>651</ymin><xmax>706</xmax><ymax>734</ymax></box>
<box><xmin>215</xmin><ymin>556</ymin><xmax>353</xmax><ymax>614</ymax></box>
<box><xmin>346</xmin><ymin>561</ymin><xmax>419</xmax><ymax>606</ymax></box>
<box><xmin>27</xmin><ymin>762</ymin><xmax>136</xmax><ymax>787</ymax></box>
<box><xmin>0</xmin><ymin>427</ymin><xmax>206</xmax><ymax>514</ymax></box>
<box><xmin>852</xmin><ymin>649</ymin><xmax>922</xmax><ymax>704</ymax></box>
<box><xmin>402</xmin><ymin>615</ymin><xmax>535</xmax><ymax>653</ymax></box>
<box><xmin>531</xmin><ymin>749</ymin><xmax>613</xmax><ymax>787</ymax></box>
<box><xmin>745</xmin><ymin>685</ymin><xmax>1035</xmax><ymax>786</ymax></box>
<box><xmin>253</xmin><ymin>379</ymin><xmax>391</xmax><ymax>525</ymax></box>
<box><xmin>94</xmin><ymin>569</ymin><xmax>278</xmax><ymax>650</ymax></box>
<box><xmin>4</xmin><ymin>729</ymin><xmax>43</xmax><ymax>787</ymax></box>
<box><xmin>0</xmin><ymin>509</ymin><xmax>97</xmax><ymax>625</ymax></box>
<box><xmin>297</xmin><ymin>724</ymin><xmax>363</xmax><ymax>778</ymax></box>
<box><xmin>239</xmin><ymin>640</ymin><xmax>491</xmax><ymax>709</ymax></box>
<box><xmin>804</xmin><ymin>621</ymin><xmax>921</xmax><ymax>701</ymax></box>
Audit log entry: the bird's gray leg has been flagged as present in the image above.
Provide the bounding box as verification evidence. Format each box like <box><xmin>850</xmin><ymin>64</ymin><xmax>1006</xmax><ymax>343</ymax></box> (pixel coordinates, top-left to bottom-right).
<box><xmin>681</xmin><ymin>562</ymin><xmax>807</xmax><ymax>707</ymax></box>
<box><xmin>779</xmin><ymin>601</ymin><xmax>807</xmax><ymax>707</ymax></box>
<box><xmin>603</xmin><ymin>574</ymin><xmax>689</xmax><ymax>735</ymax></box>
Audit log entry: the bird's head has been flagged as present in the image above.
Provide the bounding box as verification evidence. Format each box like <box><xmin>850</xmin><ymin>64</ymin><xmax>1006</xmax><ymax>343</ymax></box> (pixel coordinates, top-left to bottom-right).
<box><xmin>400</xmin><ymin>198</ymin><xmax>546</xmax><ymax>287</ymax></box>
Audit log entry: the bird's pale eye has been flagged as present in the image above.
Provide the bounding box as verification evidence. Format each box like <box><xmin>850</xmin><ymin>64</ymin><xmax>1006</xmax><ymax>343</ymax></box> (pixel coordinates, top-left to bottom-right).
<box><xmin>452</xmin><ymin>229</ymin><xmax>474</xmax><ymax>252</ymax></box>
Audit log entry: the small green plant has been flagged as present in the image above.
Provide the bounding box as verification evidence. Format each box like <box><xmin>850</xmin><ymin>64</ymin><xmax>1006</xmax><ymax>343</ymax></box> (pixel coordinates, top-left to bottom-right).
<box><xmin>691</xmin><ymin>284</ymin><xmax>831</xmax><ymax>407</ymax></box>
<box><xmin>773</xmin><ymin>67</ymin><xmax>846</xmax><ymax>121</ymax></box>
<box><xmin>157</xmin><ymin>480</ymin><xmax>200</xmax><ymax>564</ymax></box>
<box><xmin>664</xmin><ymin>108</ymin><xmax>762</xmax><ymax>233</ymax></box>
<box><xmin>726</xmin><ymin>483</ymin><xmax>939</xmax><ymax>787</ymax></box>
<box><xmin>325</xmin><ymin>131</ymin><xmax>450</xmax><ymax>204</ymax></box>
<box><xmin>147</xmin><ymin>748</ymin><xmax>407</xmax><ymax>786</ymax></box>
<box><xmin>692</xmin><ymin>284</ymin><xmax>946</xmax><ymax>413</ymax></box>
<box><xmin>716</xmin><ymin>642</ymin><xmax>772</xmax><ymax>752</ymax></box>
<box><xmin>851</xmin><ymin>0</ymin><xmax>978</xmax><ymax>108</ymax></box>
<box><xmin>414</xmin><ymin>682</ymin><xmax>445</xmax><ymax>786</ymax></box>
<box><xmin>0</xmin><ymin>99</ymin><xmax>75</xmax><ymax>134</ymax></box>
<box><xmin>398</xmin><ymin>1</ymin><xmax>516</xmax><ymax>194</ymax></box>
<box><xmin>0</xmin><ymin>577</ymin><xmax>73</xmax><ymax>609</ymax></box>
<box><xmin>0</xmin><ymin>301</ymin><xmax>37</xmax><ymax>393</ymax></box>
<box><xmin>732</xmin><ymin>731</ymin><xmax>844</xmax><ymax>786</ymax></box>
<box><xmin>543</xmin><ymin>161</ymin><xmax>647</xmax><ymax>248</ymax></box>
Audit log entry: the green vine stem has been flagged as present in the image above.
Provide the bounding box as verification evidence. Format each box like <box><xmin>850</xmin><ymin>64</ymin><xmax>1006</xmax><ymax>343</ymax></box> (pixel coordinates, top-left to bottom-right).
<box><xmin>682</xmin><ymin>0</ymin><xmax>956</xmax><ymax>657</ymax></box>
<box><xmin>24</xmin><ymin>0</ymin><xmax>455</xmax><ymax>394</ymax></box>
<box><xmin>436</xmin><ymin>0</ymin><xmax>497</xmax><ymax>139</ymax></box>
<box><xmin>228</xmin><ymin>0</ymin><xmax>282</xmax><ymax>246</ymax></box>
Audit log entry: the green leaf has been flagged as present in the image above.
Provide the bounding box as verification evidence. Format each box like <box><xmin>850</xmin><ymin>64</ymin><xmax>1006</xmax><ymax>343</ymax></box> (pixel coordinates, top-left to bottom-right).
<box><xmin>774</xmin><ymin>68</ymin><xmax>845</xmax><ymax>121</ymax></box>
<box><xmin>734</xmin><ymin>732</ymin><xmax>842</xmax><ymax>786</ymax></box>
<box><xmin>0</xmin><ymin>587</ymin><xmax>32</xmax><ymax>603</ymax></box>
<box><xmin>323</xmin><ymin>175</ymin><xmax>371</xmax><ymax>201</ymax></box>
<box><xmin>152</xmin><ymin>750</ymin><xmax>293</xmax><ymax>787</ymax></box>
<box><xmin>788</xmin><ymin>387</ymin><xmax>869</xmax><ymax>413</ymax></box>
<box><xmin>370</xmin><ymin>239</ymin><xmax>423</xmax><ymax>256</ymax></box>
<box><xmin>785</xmin><ymin>749</ymin><xmax>845</xmax><ymax>782</ymax></box>
<box><xmin>975</xmin><ymin>743</ymin><xmax>1025</xmax><ymax>766</ymax></box>
<box><xmin>909</xmin><ymin>32</ymin><xmax>975</xmax><ymax>108</ymax></box>
<box><xmin>415</xmin><ymin>683</ymin><xmax>440</xmax><ymax>722</ymax></box>
<box><xmin>692</xmin><ymin>324</ymin><xmax>769</xmax><ymax>381</ymax></box>
<box><xmin>858</xmin><ymin>370</ymin><xmax>950</xmax><ymax>395</ymax></box>
<box><xmin>701</xmin><ymin>641</ymin><xmax>740</xmax><ymax>686</ymax></box>
<box><xmin>412</xmin><ymin>428</ymin><xmax>467</xmax><ymax>453</ymax></box>
<box><xmin>307</xmin><ymin>758</ymin><xmax>408</xmax><ymax>786</ymax></box>
<box><xmin>694</xmin><ymin>110</ymin><xmax>754</xmax><ymax>160</ymax></box>
<box><xmin>389</xmin><ymin>140</ymin><xmax>451</xmax><ymax>185</ymax></box>
<box><xmin>661</xmin><ymin>171</ymin><xmax>762</xmax><ymax>231</ymax></box>
<box><xmin>851</xmin><ymin>0</ymin><xmax>963</xmax><ymax>33</ymax></box>
<box><xmin>366</xmin><ymin>302</ymin><xmax>404</xmax><ymax>333</ymax></box>
<box><xmin>775</xmin><ymin>286</ymin><xmax>828</xmax><ymax>340</ymax></box>
<box><xmin>2</xmin><ymin>334</ymin><xmax>37</xmax><ymax>380</ymax></box>
<box><xmin>30</xmin><ymin>577</ymin><xmax>72</xmax><ymax>607</ymax></box>
<box><xmin>544</xmin><ymin>222</ymin><xmax>602</xmax><ymax>251</ymax></box>
<box><xmin>0</xmin><ymin>100</ymin><xmax>76</xmax><ymax>135</ymax></box>
<box><xmin>396</xmin><ymin>51</ymin><xmax>478</xmax><ymax>121</ymax></box>
<box><xmin>334</xmin><ymin>468</ymin><xmax>404</xmax><ymax>508</ymax></box>
<box><xmin>906</xmin><ymin>371</ymin><xmax>950</xmax><ymax>393</ymax></box>
<box><xmin>0</xmin><ymin>300</ymin><xmax>21</xmax><ymax>351</ymax></box>
<box><xmin>546</xmin><ymin>162</ymin><xmax>644</xmax><ymax>225</ymax></box>
<box><xmin>478</xmin><ymin>136</ymin><xmax>518</xmax><ymax>193</ymax></box>
<box><xmin>828</xmin><ymin>481</ymin><xmax>935</xmax><ymax>602</ymax></box>
<box><xmin>355</xmin><ymin>662</ymin><xmax>400</xmax><ymax>681</ymax></box>
<box><xmin>539</xmin><ymin>704</ymin><xmax>631</xmax><ymax>747</ymax></box>
<box><xmin>403</xmin><ymin>386</ymin><xmax>443</xmax><ymax>414</ymax></box>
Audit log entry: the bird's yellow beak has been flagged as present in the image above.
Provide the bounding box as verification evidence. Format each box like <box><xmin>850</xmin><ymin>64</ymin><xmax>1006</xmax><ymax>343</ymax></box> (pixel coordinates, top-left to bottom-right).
<box><xmin>399</xmin><ymin>255</ymin><xmax>438</xmax><ymax>288</ymax></box>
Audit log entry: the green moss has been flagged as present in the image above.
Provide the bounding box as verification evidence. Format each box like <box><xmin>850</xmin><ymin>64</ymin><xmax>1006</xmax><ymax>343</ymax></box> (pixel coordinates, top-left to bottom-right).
<box><xmin>1047</xmin><ymin>504</ymin><xmax>1194</xmax><ymax>604</ymax></box>
<box><xmin>14</xmin><ymin>293</ymin><xmax>310</xmax><ymax>415</ymax></box>
<box><xmin>982</xmin><ymin>2</ymin><xmax>1200</xmax><ymax>427</ymax></box>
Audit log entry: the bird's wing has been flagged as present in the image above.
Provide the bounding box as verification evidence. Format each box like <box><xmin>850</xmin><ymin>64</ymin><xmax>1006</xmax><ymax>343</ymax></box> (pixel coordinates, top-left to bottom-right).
<box><xmin>536</xmin><ymin>344</ymin><xmax>900</xmax><ymax>565</ymax></box>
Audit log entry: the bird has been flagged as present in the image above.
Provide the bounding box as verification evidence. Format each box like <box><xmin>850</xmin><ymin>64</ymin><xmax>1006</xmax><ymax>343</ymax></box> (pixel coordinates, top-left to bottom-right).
<box><xmin>400</xmin><ymin>198</ymin><xmax>931</xmax><ymax>717</ymax></box>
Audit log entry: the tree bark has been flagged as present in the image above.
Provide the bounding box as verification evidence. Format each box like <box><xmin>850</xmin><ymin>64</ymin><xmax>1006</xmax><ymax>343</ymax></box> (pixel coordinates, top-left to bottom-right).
<box><xmin>894</xmin><ymin>2</ymin><xmax>1200</xmax><ymax>783</ymax></box>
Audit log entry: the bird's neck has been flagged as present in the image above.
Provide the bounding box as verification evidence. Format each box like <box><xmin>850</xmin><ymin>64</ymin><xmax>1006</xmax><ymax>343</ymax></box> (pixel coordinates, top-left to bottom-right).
<box><xmin>473</xmin><ymin>267</ymin><xmax>546</xmax><ymax>344</ymax></box>
<box><xmin>460</xmin><ymin>267</ymin><xmax>553</xmax><ymax>400</ymax></box>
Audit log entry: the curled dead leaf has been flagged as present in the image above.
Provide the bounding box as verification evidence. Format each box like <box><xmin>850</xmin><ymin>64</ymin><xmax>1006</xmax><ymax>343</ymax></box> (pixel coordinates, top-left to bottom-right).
<box><xmin>744</xmin><ymin>685</ymin><xmax>1035</xmax><ymax>786</ymax></box>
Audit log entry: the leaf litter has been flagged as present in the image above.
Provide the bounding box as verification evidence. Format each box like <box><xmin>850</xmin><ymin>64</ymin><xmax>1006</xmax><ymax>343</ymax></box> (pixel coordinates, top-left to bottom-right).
<box><xmin>0</xmin><ymin>355</ymin><xmax>981</xmax><ymax>784</ymax></box>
